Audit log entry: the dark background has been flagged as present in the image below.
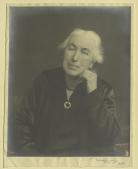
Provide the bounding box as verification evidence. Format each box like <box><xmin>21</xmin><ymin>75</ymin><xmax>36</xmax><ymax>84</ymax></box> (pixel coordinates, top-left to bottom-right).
<box><xmin>9</xmin><ymin>7</ymin><xmax>130</xmax><ymax>146</ymax></box>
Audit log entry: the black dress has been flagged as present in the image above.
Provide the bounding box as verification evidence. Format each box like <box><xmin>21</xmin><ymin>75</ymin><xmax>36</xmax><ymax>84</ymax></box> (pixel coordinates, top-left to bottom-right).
<box><xmin>11</xmin><ymin>67</ymin><xmax>120</xmax><ymax>156</ymax></box>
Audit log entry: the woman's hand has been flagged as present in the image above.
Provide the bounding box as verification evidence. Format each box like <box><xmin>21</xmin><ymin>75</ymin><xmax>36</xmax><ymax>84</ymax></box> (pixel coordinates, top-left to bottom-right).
<box><xmin>82</xmin><ymin>69</ymin><xmax>97</xmax><ymax>93</ymax></box>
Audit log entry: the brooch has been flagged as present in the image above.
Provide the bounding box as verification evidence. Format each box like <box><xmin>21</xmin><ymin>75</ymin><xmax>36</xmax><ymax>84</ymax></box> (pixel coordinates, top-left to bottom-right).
<box><xmin>64</xmin><ymin>101</ymin><xmax>71</xmax><ymax>109</ymax></box>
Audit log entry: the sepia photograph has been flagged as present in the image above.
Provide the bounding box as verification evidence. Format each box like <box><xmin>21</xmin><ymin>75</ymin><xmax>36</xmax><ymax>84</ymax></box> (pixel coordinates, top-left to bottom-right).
<box><xmin>7</xmin><ymin>6</ymin><xmax>130</xmax><ymax>158</ymax></box>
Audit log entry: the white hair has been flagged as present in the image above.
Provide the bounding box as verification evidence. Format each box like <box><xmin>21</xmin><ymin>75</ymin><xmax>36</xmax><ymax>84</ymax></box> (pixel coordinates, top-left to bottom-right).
<box><xmin>58</xmin><ymin>28</ymin><xmax>104</xmax><ymax>63</ymax></box>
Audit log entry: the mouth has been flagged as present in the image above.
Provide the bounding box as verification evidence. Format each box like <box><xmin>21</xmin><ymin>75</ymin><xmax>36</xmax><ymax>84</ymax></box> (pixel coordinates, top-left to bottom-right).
<box><xmin>68</xmin><ymin>64</ymin><xmax>80</xmax><ymax>70</ymax></box>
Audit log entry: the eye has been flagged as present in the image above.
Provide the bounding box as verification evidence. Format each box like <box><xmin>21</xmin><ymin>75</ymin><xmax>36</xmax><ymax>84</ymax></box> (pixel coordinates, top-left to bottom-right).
<box><xmin>81</xmin><ymin>49</ymin><xmax>89</xmax><ymax>55</ymax></box>
<box><xmin>67</xmin><ymin>44</ymin><xmax>76</xmax><ymax>51</ymax></box>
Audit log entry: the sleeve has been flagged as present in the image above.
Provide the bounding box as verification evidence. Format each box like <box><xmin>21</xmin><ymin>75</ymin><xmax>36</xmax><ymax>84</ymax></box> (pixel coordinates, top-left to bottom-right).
<box><xmin>13</xmin><ymin>72</ymin><xmax>48</xmax><ymax>155</ymax></box>
<box><xmin>84</xmin><ymin>86</ymin><xmax>121</xmax><ymax>147</ymax></box>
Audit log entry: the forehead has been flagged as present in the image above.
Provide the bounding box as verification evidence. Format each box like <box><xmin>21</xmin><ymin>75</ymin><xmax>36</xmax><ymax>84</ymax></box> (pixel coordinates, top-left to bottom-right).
<box><xmin>68</xmin><ymin>34</ymin><xmax>94</xmax><ymax>50</ymax></box>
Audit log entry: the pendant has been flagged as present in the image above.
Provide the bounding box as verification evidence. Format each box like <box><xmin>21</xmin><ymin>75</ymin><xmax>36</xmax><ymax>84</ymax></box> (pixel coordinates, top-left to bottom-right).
<box><xmin>64</xmin><ymin>101</ymin><xmax>71</xmax><ymax>109</ymax></box>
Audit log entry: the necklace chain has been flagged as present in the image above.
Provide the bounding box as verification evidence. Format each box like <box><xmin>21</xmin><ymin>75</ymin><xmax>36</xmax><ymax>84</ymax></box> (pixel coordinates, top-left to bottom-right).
<box><xmin>66</xmin><ymin>88</ymin><xmax>74</xmax><ymax>100</ymax></box>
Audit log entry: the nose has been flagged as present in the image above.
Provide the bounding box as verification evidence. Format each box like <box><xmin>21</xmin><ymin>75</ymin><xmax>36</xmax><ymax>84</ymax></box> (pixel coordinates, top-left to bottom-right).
<box><xmin>72</xmin><ymin>50</ymin><xmax>79</xmax><ymax>61</ymax></box>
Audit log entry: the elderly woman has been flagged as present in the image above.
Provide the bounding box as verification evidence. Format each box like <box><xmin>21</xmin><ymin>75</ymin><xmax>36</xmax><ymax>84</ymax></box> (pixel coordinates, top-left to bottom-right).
<box><xmin>13</xmin><ymin>28</ymin><xmax>120</xmax><ymax>156</ymax></box>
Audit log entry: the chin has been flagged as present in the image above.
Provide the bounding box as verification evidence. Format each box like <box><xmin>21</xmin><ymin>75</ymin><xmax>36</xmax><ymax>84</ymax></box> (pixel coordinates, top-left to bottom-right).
<box><xmin>64</xmin><ymin>69</ymin><xmax>82</xmax><ymax>77</ymax></box>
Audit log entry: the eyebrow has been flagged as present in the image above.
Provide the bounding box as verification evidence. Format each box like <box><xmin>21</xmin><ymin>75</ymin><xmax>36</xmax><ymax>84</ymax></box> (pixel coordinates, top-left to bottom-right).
<box><xmin>69</xmin><ymin>43</ymin><xmax>89</xmax><ymax>50</ymax></box>
<box><xmin>68</xmin><ymin>43</ymin><xmax>76</xmax><ymax>47</ymax></box>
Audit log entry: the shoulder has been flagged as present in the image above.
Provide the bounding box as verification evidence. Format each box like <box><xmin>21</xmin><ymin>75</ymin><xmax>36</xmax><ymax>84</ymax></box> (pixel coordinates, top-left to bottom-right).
<box><xmin>97</xmin><ymin>77</ymin><xmax>115</xmax><ymax>97</ymax></box>
<box><xmin>42</xmin><ymin>67</ymin><xmax>64</xmax><ymax>79</ymax></box>
<box><xmin>33</xmin><ymin>67</ymin><xmax>64</xmax><ymax>87</ymax></box>
<box><xmin>97</xmin><ymin>77</ymin><xmax>112</xmax><ymax>90</ymax></box>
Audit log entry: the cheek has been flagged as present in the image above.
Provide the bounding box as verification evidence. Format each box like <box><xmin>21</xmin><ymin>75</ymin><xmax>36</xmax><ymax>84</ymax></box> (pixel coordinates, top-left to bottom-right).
<box><xmin>62</xmin><ymin>53</ymin><xmax>70</xmax><ymax>65</ymax></box>
<box><xmin>63</xmin><ymin>51</ymin><xmax>73</xmax><ymax>62</ymax></box>
<box><xmin>80</xmin><ymin>58</ymin><xmax>92</xmax><ymax>67</ymax></box>
<box><xmin>63</xmin><ymin>55</ymin><xmax>69</xmax><ymax>64</ymax></box>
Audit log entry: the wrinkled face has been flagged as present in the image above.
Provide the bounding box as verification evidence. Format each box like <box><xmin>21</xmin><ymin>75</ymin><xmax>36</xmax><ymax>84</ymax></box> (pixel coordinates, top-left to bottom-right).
<box><xmin>63</xmin><ymin>34</ymin><xmax>95</xmax><ymax>77</ymax></box>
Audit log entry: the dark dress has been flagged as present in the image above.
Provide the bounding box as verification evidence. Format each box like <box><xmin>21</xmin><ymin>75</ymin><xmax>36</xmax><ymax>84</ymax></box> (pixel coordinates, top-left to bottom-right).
<box><xmin>11</xmin><ymin>67</ymin><xmax>120</xmax><ymax>156</ymax></box>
